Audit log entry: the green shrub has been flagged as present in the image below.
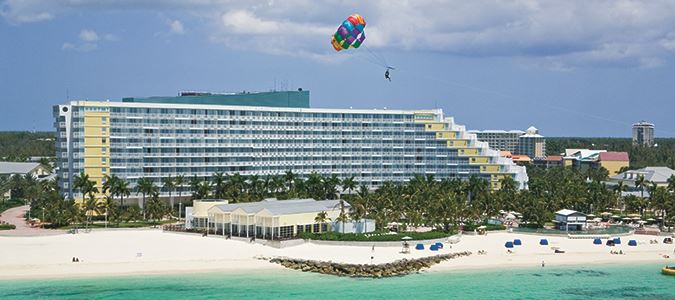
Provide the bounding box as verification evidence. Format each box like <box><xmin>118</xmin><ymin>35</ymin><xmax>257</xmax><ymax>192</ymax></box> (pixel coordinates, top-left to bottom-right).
<box><xmin>463</xmin><ymin>223</ymin><xmax>506</xmax><ymax>231</ymax></box>
<box><xmin>0</xmin><ymin>224</ymin><xmax>16</xmax><ymax>230</ymax></box>
<box><xmin>298</xmin><ymin>230</ymin><xmax>451</xmax><ymax>242</ymax></box>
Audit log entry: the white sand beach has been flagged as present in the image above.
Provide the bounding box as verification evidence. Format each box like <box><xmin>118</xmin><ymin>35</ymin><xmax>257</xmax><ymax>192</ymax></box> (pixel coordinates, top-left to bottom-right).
<box><xmin>0</xmin><ymin>230</ymin><xmax>673</xmax><ymax>280</ymax></box>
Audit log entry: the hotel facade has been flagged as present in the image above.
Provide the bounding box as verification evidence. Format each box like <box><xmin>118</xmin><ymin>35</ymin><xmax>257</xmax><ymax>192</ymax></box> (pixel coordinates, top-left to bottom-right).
<box><xmin>53</xmin><ymin>90</ymin><xmax>528</xmax><ymax>199</ymax></box>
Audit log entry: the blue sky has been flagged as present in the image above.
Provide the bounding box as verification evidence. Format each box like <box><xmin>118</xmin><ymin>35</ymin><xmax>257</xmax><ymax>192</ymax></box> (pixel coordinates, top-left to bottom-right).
<box><xmin>1</xmin><ymin>1</ymin><xmax>674</xmax><ymax>137</ymax></box>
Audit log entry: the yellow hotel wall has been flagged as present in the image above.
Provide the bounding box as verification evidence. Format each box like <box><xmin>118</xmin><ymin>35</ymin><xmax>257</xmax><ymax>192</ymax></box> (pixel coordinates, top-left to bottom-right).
<box><xmin>469</xmin><ymin>157</ymin><xmax>489</xmax><ymax>164</ymax></box>
<box><xmin>447</xmin><ymin>140</ymin><xmax>468</xmax><ymax>148</ymax></box>
<box><xmin>83</xmin><ymin>111</ymin><xmax>110</xmax><ymax>199</ymax></box>
<box><xmin>480</xmin><ymin>165</ymin><xmax>501</xmax><ymax>173</ymax></box>
<box><xmin>458</xmin><ymin>148</ymin><xmax>479</xmax><ymax>156</ymax></box>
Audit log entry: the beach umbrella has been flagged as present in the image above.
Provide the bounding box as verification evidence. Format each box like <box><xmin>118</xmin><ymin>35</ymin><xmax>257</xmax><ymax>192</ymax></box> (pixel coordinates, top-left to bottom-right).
<box><xmin>601</xmin><ymin>212</ymin><xmax>612</xmax><ymax>216</ymax></box>
<box><xmin>513</xmin><ymin>239</ymin><xmax>522</xmax><ymax>246</ymax></box>
<box><xmin>539</xmin><ymin>239</ymin><xmax>548</xmax><ymax>246</ymax></box>
<box><xmin>402</xmin><ymin>236</ymin><xmax>413</xmax><ymax>240</ymax></box>
<box><xmin>430</xmin><ymin>244</ymin><xmax>439</xmax><ymax>251</ymax></box>
<box><xmin>611</xmin><ymin>215</ymin><xmax>620</xmax><ymax>219</ymax></box>
<box><xmin>628</xmin><ymin>240</ymin><xmax>637</xmax><ymax>246</ymax></box>
<box><xmin>647</xmin><ymin>218</ymin><xmax>656</xmax><ymax>221</ymax></box>
<box><xmin>587</xmin><ymin>213</ymin><xmax>596</xmax><ymax>217</ymax></box>
<box><xmin>593</xmin><ymin>238</ymin><xmax>602</xmax><ymax>245</ymax></box>
<box><xmin>622</xmin><ymin>217</ymin><xmax>631</xmax><ymax>221</ymax></box>
<box><xmin>606</xmin><ymin>240</ymin><xmax>615</xmax><ymax>246</ymax></box>
<box><xmin>435</xmin><ymin>242</ymin><xmax>444</xmax><ymax>249</ymax></box>
<box><xmin>505</xmin><ymin>241</ymin><xmax>514</xmax><ymax>248</ymax></box>
<box><xmin>628</xmin><ymin>213</ymin><xmax>640</xmax><ymax>217</ymax></box>
<box><xmin>631</xmin><ymin>217</ymin><xmax>641</xmax><ymax>220</ymax></box>
<box><xmin>415</xmin><ymin>244</ymin><xmax>424</xmax><ymax>250</ymax></box>
<box><xmin>613</xmin><ymin>237</ymin><xmax>621</xmax><ymax>245</ymax></box>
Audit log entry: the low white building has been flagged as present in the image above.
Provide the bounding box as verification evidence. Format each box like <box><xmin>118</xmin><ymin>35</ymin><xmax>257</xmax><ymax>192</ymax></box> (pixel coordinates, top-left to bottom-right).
<box><xmin>554</xmin><ymin>209</ymin><xmax>587</xmax><ymax>231</ymax></box>
<box><xmin>200</xmin><ymin>198</ymin><xmax>375</xmax><ymax>240</ymax></box>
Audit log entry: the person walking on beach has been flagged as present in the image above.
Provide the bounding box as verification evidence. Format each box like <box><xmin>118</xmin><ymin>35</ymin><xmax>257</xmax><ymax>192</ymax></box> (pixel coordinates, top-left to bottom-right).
<box><xmin>372</xmin><ymin>244</ymin><xmax>375</xmax><ymax>253</ymax></box>
<box><xmin>541</xmin><ymin>260</ymin><xmax>545</xmax><ymax>267</ymax></box>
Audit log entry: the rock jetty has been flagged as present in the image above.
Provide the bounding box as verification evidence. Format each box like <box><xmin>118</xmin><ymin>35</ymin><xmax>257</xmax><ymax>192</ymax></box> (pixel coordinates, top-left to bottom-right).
<box><xmin>268</xmin><ymin>251</ymin><xmax>471</xmax><ymax>278</ymax></box>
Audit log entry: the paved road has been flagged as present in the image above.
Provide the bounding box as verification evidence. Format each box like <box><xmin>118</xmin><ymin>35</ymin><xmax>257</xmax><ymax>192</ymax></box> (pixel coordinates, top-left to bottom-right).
<box><xmin>0</xmin><ymin>205</ymin><xmax>64</xmax><ymax>236</ymax></box>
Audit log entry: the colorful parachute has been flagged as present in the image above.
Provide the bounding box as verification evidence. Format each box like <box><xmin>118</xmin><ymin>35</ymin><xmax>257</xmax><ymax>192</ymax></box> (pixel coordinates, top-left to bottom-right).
<box><xmin>331</xmin><ymin>14</ymin><xmax>366</xmax><ymax>51</ymax></box>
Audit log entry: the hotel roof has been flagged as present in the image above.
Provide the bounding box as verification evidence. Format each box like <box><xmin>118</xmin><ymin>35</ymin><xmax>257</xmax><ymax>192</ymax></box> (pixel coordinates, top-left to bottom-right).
<box><xmin>599</xmin><ymin>152</ymin><xmax>629</xmax><ymax>161</ymax></box>
<box><xmin>0</xmin><ymin>162</ymin><xmax>42</xmax><ymax>175</ymax></box>
<box><xmin>610</xmin><ymin>167</ymin><xmax>675</xmax><ymax>184</ymax></box>
<box><xmin>211</xmin><ymin>199</ymin><xmax>348</xmax><ymax>216</ymax></box>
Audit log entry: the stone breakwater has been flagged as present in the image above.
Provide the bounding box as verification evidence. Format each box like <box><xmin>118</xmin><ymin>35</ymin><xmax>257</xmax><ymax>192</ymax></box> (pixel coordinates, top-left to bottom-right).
<box><xmin>268</xmin><ymin>251</ymin><xmax>472</xmax><ymax>278</ymax></box>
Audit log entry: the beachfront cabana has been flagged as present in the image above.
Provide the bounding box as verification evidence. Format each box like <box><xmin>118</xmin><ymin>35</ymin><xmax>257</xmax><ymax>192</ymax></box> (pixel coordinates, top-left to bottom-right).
<box><xmin>613</xmin><ymin>237</ymin><xmax>621</xmax><ymax>245</ymax></box>
<box><xmin>416</xmin><ymin>244</ymin><xmax>425</xmax><ymax>250</ymax></box>
<box><xmin>554</xmin><ymin>209</ymin><xmax>586</xmax><ymax>231</ymax></box>
<box><xmin>628</xmin><ymin>240</ymin><xmax>637</xmax><ymax>246</ymax></box>
<box><xmin>513</xmin><ymin>239</ymin><xmax>522</xmax><ymax>246</ymax></box>
<box><xmin>505</xmin><ymin>241</ymin><xmax>514</xmax><ymax>248</ymax></box>
<box><xmin>430</xmin><ymin>244</ymin><xmax>439</xmax><ymax>251</ymax></box>
<box><xmin>593</xmin><ymin>238</ymin><xmax>602</xmax><ymax>245</ymax></box>
<box><xmin>539</xmin><ymin>239</ymin><xmax>549</xmax><ymax>245</ymax></box>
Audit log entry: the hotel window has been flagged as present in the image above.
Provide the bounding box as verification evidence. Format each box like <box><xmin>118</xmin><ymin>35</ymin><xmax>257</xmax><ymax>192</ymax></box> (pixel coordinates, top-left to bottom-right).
<box><xmin>101</xmin><ymin>138</ymin><xmax>106</xmax><ymax>144</ymax></box>
<box><xmin>102</xmin><ymin>168</ymin><xmax>107</xmax><ymax>174</ymax></box>
<box><xmin>101</xmin><ymin>127</ymin><xmax>107</xmax><ymax>134</ymax></box>
<box><xmin>102</xmin><ymin>117</ymin><xmax>107</xmax><ymax>124</ymax></box>
<box><xmin>101</xmin><ymin>147</ymin><xmax>106</xmax><ymax>154</ymax></box>
<box><xmin>101</xmin><ymin>158</ymin><xmax>106</xmax><ymax>165</ymax></box>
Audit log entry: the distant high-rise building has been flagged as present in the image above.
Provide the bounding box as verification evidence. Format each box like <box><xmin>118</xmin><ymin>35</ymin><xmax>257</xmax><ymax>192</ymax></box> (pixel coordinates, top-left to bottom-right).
<box><xmin>469</xmin><ymin>126</ymin><xmax>546</xmax><ymax>158</ymax></box>
<box><xmin>632</xmin><ymin>121</ymin><xmax>654</xmax><ymax>147</ymax></box>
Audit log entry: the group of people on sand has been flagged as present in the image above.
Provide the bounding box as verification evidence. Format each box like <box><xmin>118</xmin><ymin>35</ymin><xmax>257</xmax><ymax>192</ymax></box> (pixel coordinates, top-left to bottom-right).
<box><xmin>609</xmin><ymin>250</ymin><xmax>624</xmax><ymax>255</ymax></box>
<box><xmin>71</xmin><ymin>257</ymin><xmax>81</xmax><ymax>262</ymax></box>
<box><xmin>649</xmin><ymin>239</ymin><xmax>659</xmax><ymax>244</ymax></box>
<box><xmin>477</xmin><ymin>250</ymin><xmax>488</xmax><ymax>255</ymax></box>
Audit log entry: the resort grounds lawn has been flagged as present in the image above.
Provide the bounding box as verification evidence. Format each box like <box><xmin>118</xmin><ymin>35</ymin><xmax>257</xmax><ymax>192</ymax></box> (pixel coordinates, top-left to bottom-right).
<box><xmin>298</xmin><ymin>230</ymin><xmax>452</xmax><ymax>242</ymax></box>
<box><xmin>55</xmin><ymin>220</ymin><xmax>176</xmax><ymax>230</ymax></box>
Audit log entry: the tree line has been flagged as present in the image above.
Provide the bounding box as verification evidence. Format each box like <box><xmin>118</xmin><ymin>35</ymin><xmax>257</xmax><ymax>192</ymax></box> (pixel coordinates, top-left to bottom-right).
<box><xmin>546</xmin><ymin>137</ymin><xmax>675</xmax><ymax>169</ymax></box>
<box><xmin>5</xmin><ymin>166</ymin><xmax>675</xmax><ymax>232</ymax></box>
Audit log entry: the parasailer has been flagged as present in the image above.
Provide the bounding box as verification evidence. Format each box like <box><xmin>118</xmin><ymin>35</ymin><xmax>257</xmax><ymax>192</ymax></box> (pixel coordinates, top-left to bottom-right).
<box><xmin>332</xmin><ymin>14</ymin><xmax>393</xmax><ymax>81</ymax></box>
<box><xmin>331</xmin><ymin>14</ymin><xmax>366</xmax><ymax>52</ymax></box>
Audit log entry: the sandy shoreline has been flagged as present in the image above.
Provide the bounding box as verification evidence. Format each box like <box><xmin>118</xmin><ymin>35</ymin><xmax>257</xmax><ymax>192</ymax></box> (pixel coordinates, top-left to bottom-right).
<box><xmin>1</xmin><ymin>229</ymin><xmax>673</xmax><ymax>281</ymax></box>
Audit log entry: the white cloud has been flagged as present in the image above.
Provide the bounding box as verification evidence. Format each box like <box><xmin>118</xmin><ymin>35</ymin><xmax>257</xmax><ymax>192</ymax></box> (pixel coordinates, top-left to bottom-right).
<box><xmin>6</xmin><ymin>0</ymin><xmax>675</xmax><ymax>69</ymax></box>
<box><xmin>79</xmin><ymin>29</ymin><xmax>98</xmax><ymax>42</ymax></box>
<box><xmin>169</xmin><ymin>19</ymin><xmax>184</xmax><ymax>34</ymax></box>
<box><xmin>62</xmin><ymin>42</ymin><xmax>97</xmax><ymax>52</ymax></box>
<box><xmin>63</xmin><ymin>28</ymin><xmax>116</xmax><ymax>52</ymax></box>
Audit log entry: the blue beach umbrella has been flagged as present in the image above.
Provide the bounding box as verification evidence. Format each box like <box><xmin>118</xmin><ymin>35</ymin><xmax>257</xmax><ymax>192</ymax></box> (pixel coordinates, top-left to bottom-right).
<box><xmin>415</xmin><ymin>243</ymin><xmax>424</xmax><ymax>250</ymax></box>
<box><xmin>513</xmin><ymin>239</ymin><xmax>522</xmax><ymax>246</ymax></box>
<box><xmin>628</xmin><ymin>240</ymin><xmax>637</xmax><ymax>246</ymax></box>
<box><xmin>505</xmin><ymin>241</ymin><xmax>514</xmax><ymax>248</ymax></box>
<box><xmin>430</xmin><ymin>244</ymin><xmax>439</xmax><ymax>251</ymax></box>
<box><xmin>435</xmin><ymin>242</ymin><xmax>444</xmax><ymax>249</ymax></box>
<box><xmin>593</xmin><ymin>238</ymin><xmax>602</xmax><ymax>245</ymax></box>
<box><xmin>539</xmin><ymin>239</ymin><xmax>549</xmax><ymax>246</ymax></box>
<box><xmin>613</xmin><ymin>237</ymin><xmax>621</xmax><ymax>245</ymax></box>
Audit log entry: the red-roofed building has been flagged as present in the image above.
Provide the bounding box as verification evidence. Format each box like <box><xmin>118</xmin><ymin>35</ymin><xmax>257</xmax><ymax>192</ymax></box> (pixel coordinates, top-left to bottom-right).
<box><xmin>533</xmin><ymin>155</ymin><xmax>563</xmax><ymax>169</ymax></box>
<box><xmin>598</xmin><ymin>152</ymin><xmax>629</xmax><ymax>175</ymax></box>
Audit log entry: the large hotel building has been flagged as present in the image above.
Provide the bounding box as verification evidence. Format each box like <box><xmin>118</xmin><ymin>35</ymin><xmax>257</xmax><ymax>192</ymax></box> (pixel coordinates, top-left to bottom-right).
<box><xmin>53</xmin><ymin>90</ymin><xmax>528</xmax><ymax>199</ymax></box>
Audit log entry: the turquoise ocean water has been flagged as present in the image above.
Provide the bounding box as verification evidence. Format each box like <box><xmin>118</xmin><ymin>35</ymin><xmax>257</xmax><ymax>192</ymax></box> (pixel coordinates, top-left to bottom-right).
<box><xmin>1</xmin><ymin>263</ymin><xmax>673</xmax><ymax>299</ymax></box>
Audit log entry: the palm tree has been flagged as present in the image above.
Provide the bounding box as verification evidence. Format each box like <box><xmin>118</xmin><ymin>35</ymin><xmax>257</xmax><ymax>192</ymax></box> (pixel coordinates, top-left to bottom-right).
<box><xmin>73</xmin><ymin>172</ymin><xmax>91</xmax><ymax>200</ymax></box>
<box><xmin>135</xmin><ymin>177</ymin><xmax>157</xmax><ymax>219</ymax></box>
<box><xmin>635</xmin><ymin>174</ymin><xmax>647</xmax><ymax>198</ymax></box>
<box><xmin>667</xmin><ymin>175</ymin><xmax>675</xmax><ymax>193</ymax></box>
<box><xmin>115</xmin><ymin>178</ymin><xmax>131</xmax><ymax>209</ymax></box>
<box><xmin>340</xmin><ymin>176</ymin><xmax>357</xmax><ymax>198</ymax></box>
<box><xmin>211</xmin><ymin>172</ymin><xmax>226</xmax><ymax>199</ymax></box>
<box><xmin>314</xmin><ymin>211</ymin><xmax>330</xmax><ymax>233</ymax></box>
<box><xmin>284</xmin><ymin>170</ymin><xmax>297</xmax><ymax>196</ymax></box>
<box><xmin>162</xmin><ymin>175</ymin><xmax>176</xmax><ymax>214</ymax></box>
<box><xmin>174</xmin><ymin>174</ymin><xmax>185</xmax><ymax>217</ymax></box>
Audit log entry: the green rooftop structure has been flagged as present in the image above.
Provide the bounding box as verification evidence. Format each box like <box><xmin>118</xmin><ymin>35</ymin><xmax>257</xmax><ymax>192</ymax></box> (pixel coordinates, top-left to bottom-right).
<box><xmin>122</xmin><ymin>90</ymin><xmax>310</xmax><ymax>108</ymax></box>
